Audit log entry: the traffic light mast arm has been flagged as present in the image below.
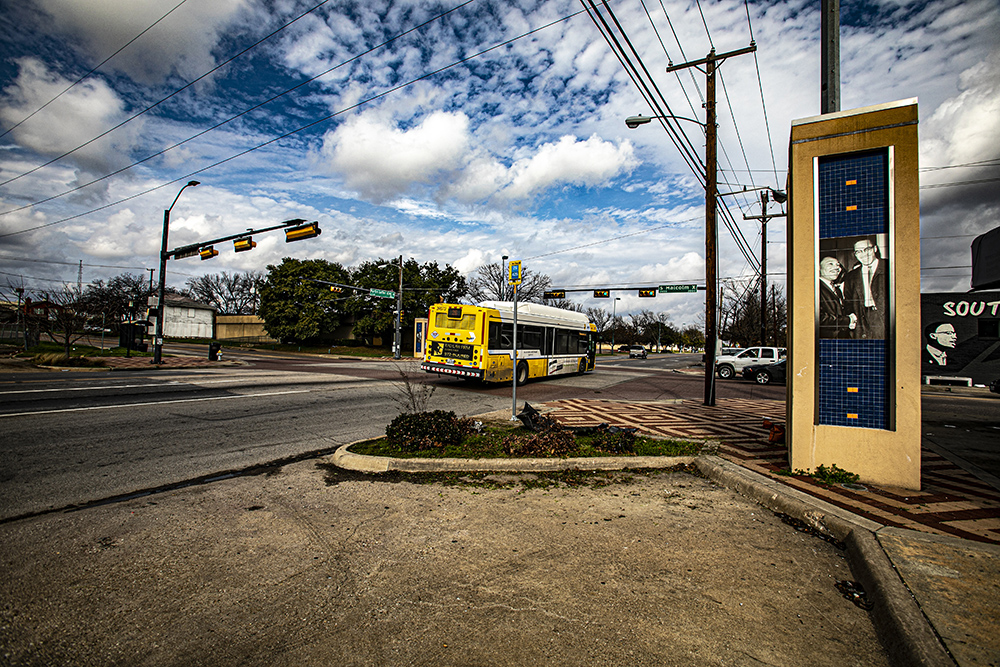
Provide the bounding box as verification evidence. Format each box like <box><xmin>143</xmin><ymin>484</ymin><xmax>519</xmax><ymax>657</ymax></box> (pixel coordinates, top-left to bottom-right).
<box><xmin>168</xmin><ymin>218</ymin><xmax>308</xmax><ymax>258</ymax></box>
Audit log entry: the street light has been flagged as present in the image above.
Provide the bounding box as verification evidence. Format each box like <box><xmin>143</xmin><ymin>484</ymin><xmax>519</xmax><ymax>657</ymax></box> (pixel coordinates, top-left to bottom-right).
<box><xmin>153</xmin><ymin>180</ymin><xmax>199</xmax><ymax>365</ymax></box>
<box><xmin>626</xmin><ymin>111</ymin><xmax>719</xmax><ymax>406</ymax></box>
<box><xmin>611</xmin><ymin>297</ymin><xmax>621</xmax><ymax>353</ymax></box>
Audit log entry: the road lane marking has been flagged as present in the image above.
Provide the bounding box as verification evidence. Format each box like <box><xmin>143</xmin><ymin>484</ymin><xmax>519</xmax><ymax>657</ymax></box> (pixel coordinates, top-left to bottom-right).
<box><xmin>0</xmin><ymin>389</ymin><xmax>313</xmax><ymax>418</ymax></box>
<box><xmin>0</xmin><ymin>381</ymin><xmax>186</xmax><ymax>395</ymax></box>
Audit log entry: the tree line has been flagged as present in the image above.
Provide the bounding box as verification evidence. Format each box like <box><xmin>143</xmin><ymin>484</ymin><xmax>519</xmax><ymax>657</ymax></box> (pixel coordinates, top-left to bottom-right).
<box><xmin>4</xmin><ymin>258</ymin><xmax>779</xmax><ymax>352</ymax></box>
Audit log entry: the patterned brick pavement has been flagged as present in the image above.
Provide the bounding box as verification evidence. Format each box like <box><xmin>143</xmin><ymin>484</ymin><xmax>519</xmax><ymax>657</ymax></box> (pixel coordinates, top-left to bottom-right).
<box><xmin>544</xmin><ymin>398</ymin><xmax>1000</xmax><ymax>545</ymax></box>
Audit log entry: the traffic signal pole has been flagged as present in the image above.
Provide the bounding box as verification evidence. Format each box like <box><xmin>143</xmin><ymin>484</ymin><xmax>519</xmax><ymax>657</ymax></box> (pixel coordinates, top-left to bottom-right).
<box><xmin>666</xmin><ymin>44</ymin><xmax>755</xmax><ymax>406</ymax></box>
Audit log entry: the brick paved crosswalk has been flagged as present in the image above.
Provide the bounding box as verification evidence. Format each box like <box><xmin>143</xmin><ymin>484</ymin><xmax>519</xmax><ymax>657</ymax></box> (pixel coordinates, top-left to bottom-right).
<box><xmin>544</xmin><ymin>398</ymin><xmax>1000</xmax><ymax>544</ymax></box>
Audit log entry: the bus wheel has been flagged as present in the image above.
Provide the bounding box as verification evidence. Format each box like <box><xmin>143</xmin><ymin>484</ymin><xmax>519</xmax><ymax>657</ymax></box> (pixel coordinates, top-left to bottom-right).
<box><xmin>577</xmin><ymin>358</ymin><xmax>587</xmax><ymax>375</ymax></box>
<box><xmin>516</xmin><ymin>362</ymin><xmax>529</xmax><ymax>386</ymax></box>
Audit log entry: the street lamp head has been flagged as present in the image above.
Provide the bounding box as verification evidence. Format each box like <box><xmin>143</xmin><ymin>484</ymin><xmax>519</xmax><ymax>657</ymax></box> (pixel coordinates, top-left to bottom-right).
<box><xmin>187</xmin><ymin>180</ymin><xmax>200</xmax><ymax>188</ymax></box>
<box><xmin>770</xmin><ymin>189</ymin><xmax>788</xmax><ymax>204</ymax></box>
<box><xmin>625</xmin><ymin>115</ymin><xmax>652</xmax><ymax>129</ymax></box>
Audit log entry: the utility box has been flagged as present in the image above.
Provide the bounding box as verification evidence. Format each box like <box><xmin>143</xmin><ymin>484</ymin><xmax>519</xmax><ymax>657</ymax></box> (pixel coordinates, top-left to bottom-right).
<box><xmin>787</xmin><ymin>98</ymin><xmax>922</xmax><ymax>490</ymax></box>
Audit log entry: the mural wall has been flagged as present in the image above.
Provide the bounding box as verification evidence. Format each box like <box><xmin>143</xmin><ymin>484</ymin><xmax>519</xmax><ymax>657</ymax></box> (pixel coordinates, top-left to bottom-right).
<box><xmin>920</xmin><ymin>292</ymin><xmax>1000</xmax><ymax>385</ymax></box>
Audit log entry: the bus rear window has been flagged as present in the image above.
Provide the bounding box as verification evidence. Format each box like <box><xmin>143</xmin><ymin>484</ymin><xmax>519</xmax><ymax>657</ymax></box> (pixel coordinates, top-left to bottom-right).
<box><xmin>435</xmin><ymin>311</ymin><xmax>477</xmax><ymax>330</ymax></box>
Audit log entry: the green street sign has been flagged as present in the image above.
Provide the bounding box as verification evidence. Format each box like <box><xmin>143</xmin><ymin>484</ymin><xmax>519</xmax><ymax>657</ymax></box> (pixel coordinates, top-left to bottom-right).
<box><xmin>370</xmin><ymin>288</ymin><xmax>396</xmax><ymax>299</ymax></box>
<box><xmin>659</xmin><ymin>284</ymin><xmax>698</xmax><ymax>293</ymax></box>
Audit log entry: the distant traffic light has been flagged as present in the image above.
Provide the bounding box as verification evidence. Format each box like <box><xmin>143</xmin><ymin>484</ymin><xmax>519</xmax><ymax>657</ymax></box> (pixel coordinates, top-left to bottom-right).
<box><xmin>200</xmin><ymin>246</ymin><xmax>219</xmax><ymax>260</ymax></box>
<box><xmin>285</xmin><ymin>222</ymin><xmax>321</xmax><ymax>242</ymax></box>
<box><xmin>543</xmin><ymin>290</ymin><xmax>566</xmax><ymax>299</ymax></box>
<box><xmin>593</xmin><ymin>290</ymin><xmax>610</xmax><ymax>298</ymax></box>
<box><xmin>638</xmin><ymin>288</ymin><xmax>656</xmax><ymax>298</ymax></box>
<box><xmin>233</xmin><ymin>237</ymin><xmax>256</xmax><ymax>252</ymax></box>
<box><xmin>330</xmin><ymin>286</ymin><xmax>343</xmax><ymax>293</ymax></box>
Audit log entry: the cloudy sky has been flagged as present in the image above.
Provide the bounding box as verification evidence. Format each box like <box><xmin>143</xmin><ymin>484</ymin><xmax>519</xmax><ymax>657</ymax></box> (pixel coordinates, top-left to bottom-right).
<box><xmin>0</xmin><ymin>0</ymin><xmax>997</xmax><ymax>326</ymax></box>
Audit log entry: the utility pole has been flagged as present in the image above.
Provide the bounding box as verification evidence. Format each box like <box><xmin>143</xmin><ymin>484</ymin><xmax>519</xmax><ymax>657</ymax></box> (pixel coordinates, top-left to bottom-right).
<box><xmin>821</xmin><ymin>0</ymin><xmax>840</xmax><ymax>113</ymax></box>
<box><xmin>667</xmin><ymin>44</ymin><xmax>756</xmax><ymax>407</ymax></box>
<box><xmin>744</xmin><ymin>190</ymin><xmax>787</xmax><ymax>346</ymax></box>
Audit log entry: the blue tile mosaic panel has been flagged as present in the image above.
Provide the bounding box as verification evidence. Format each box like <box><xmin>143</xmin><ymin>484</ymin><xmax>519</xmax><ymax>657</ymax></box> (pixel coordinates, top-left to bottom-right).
<box><xmin>818</xmin><ymin>339</ymin><xmax>888</xmax><ymax>429</ymax></box>
<box><xmin>818</xmin><ymin>151</ymin><xmax>888</xmax><ymax>238</ymax></box>
<box><xmin>817</xmin><ymin>149</ymin><xmax>890</xmax><ymax>430</ymax></box>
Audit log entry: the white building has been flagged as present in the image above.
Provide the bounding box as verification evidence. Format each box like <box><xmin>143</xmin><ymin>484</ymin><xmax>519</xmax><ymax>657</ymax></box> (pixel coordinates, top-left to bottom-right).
<box><xmin>162</xmin><ymin>294</ymin><xmax>215</xmax><ymax>339</ymax></box>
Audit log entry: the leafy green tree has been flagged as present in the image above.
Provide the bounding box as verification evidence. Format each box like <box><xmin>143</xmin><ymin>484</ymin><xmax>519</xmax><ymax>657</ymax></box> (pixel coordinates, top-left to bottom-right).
<box><xmin>348</xmin><ymin>258</ymin><xmax>466</xmax><ymax>344</ymax></box>
<box><xmin>258</xmin><ymin>258</ymin><xmax>350</xmax><ymax>343</ymax></box>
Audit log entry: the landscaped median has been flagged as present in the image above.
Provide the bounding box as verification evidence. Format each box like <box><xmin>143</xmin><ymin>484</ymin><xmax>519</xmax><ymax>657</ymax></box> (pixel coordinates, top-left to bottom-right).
<box><xmin>331</xmin><ymin>406</ymin><xmax>709</xmax><ymax>474</ymax></box>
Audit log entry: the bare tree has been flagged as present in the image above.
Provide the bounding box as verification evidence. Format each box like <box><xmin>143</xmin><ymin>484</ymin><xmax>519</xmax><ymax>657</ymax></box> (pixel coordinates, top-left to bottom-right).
<box><xmin>35</xmin><ymin>285</ymin><xmax>93</xmax><ymax>357</ymax></box>
<box><xmin>185</xmin><ymin>271</ymin><xmax>265</xmax><ymax>315</ymax></box>
<box><xmin>466</xmin><ymin>263</ymin><xmax>551</xmax><ymax>304</ymax></box>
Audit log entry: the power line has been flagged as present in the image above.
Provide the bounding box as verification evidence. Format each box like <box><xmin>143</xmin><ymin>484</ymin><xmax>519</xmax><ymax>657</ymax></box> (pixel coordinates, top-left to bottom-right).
<box><xmin>920</xmin><ymin>176</ymin><xmax>1000</xmax><ymax>189</ymax></box>
<box><xmin>0</xmin><ymin>255</ymin><xmax>149</xmax><ymax>270</ymax></box>
<box><xmin>0</xmin><ymin>7</ymin><xmax>586</xmax><ymax>239</ymax></box>
<box><xmin>920</xmin><ymin>158</ymin><xmax>1000</xmax><ymax>172</ymax></box>
<box><xmin>0</xmin><ymin>0</ymin><xmax>190</xmax><ymax>141</ymax></box>
<box><xmin>0</xmin><ymin>0</ymin><xmax>336</xmax><ymax>188</ymax></box>
<box><xmin>0</xmin><ymin>0</ymin><xmax>480</xmax><ymax>219</ymax></box>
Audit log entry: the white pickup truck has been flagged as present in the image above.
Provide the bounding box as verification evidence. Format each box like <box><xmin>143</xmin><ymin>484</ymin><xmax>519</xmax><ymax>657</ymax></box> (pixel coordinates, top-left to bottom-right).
<box><xmin>715</xmin><ymin>346</ymin><xmax>787</xmax><ymax>379</ymax></box>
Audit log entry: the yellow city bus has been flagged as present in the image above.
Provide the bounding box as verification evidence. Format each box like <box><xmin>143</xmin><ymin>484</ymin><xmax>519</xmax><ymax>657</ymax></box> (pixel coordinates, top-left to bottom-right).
<box><xmin>420</xmin><ymin>300</ymin><xmax>596</xmax><ymax>384</ymax></box>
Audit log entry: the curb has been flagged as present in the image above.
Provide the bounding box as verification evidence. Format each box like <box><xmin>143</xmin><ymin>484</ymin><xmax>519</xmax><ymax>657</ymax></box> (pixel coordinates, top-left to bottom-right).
<box><xmin>694</xmin><ymin>457</ymin><xmax>955</xmax><ymax>667</ymax></box>
<box><xmin>329</xmin><ymin>444</ymin><xmax>955</xmax><ymax>666</ymax></box>
<box><xmin>330</xmin><ymin>443</ymin><xmax>698</xmax><ymax>474</ymax></box>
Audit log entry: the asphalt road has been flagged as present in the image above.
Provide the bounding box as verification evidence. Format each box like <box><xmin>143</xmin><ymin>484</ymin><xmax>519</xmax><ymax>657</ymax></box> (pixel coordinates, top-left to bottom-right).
<box><xmin>0</xmin><ymin>365</ymin><xmax>510</xmax><ymax>521</ymax></box>
<box><xmin>4</xmin><ymin>350</ymin><xmax>997</xmax><ymax>523</ymax></box>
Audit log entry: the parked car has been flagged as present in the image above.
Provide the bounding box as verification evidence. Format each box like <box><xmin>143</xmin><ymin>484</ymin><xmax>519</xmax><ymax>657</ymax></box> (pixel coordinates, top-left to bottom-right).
<box><xmin>628</xmin><ymin>345</ymin><xmax>648</xmax><ymax>359</ymax></box>
<box><xmin>715</xmin><ymin>346</ymin><xmax>787</xmax><ymax>379</ymax></box>
<box><xmin>741</xmin><ymin>359</ymin><xmax>787</xmax><ymax>385</ymax></box>
<box><xmin>617</xmin><ymin>345</ymin><xmax>630</xmax><ymax>353</ymax></box>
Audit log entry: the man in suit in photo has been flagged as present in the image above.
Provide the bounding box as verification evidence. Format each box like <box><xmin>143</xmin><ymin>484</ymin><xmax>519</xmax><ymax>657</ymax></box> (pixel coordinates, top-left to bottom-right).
<box><xmin>844</xmin><ymin>237</ymin><xmax>888</xmax><ymax>339</ymax></box>
<box><xmin>818</xmin><ymin>256</ymin><xmax>856</xmax><ymax>338</ymax></box>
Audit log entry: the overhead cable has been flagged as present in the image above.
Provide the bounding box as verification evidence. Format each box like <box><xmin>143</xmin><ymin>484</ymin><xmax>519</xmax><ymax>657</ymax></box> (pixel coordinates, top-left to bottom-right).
<box><xmin>0</xmin><ymin>7</ymin><xmax>586</xmax><ymax>239</ymax></box>
<box><xmin>0</xmin><ymin>0</ymin><xmax>190</xmax><ymax>141</ymax></box>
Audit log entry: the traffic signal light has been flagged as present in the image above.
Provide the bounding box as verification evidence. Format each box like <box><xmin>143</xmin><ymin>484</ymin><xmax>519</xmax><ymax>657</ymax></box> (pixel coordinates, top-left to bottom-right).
<box><xmin>285</xmin><ymin>222</ymin><xmax>321</xmax><ymax>242</ymax></box>
<box><xmin>543</xmin><ymin>290</ymin><xmax>566</xmax><ymax>299</ymax></box>
<box><xmin>593</xmin><ymin>290</ymin><xmax>610</xmax><ymax>298</ymax></box>
<box><xmin>329</xmin><ymin>286</ymin><xmax>343</xmax><ymax>293</ymax></box>
<box><xmin>233</xmin><ymin>237</ymin><xmax>256</xmax><ymax>252</ymax></box>
<box><xmin>200</xmin><ymin>246</ymin><xmax>219</xmax><ymax>260</ymax></box>
<box><xmin>638</xmin><ymin>288</ymin><xmax>656</xmax><ymax>298</ymax></box>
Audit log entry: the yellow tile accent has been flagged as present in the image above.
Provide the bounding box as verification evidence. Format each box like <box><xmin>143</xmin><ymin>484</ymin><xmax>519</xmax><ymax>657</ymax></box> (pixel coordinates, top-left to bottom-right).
<box><xmin>847</xmin><ymin>413</ymin><xmax>859</xmax><ymax>419</ymax></box>
<box><xmin>847</xmin><ymin>387</ymin><xmax>859</xmax><ymax>393</ymax></box>
<box><xmin>846</xmin><ymin>179</ymin><xmax>857</xmax><ymax>185</ymax></box>
<box><xmin>846</xmin><ymin>205</ymin><xmax>858</xmax><ymax>211</ymax></box>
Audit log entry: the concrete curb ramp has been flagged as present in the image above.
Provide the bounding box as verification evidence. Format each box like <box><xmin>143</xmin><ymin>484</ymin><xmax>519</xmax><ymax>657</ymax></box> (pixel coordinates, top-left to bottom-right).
<box><xmin>332</xmin><ymin>443</ymin><xmax>958</xmax><ymax>667</ymax></box>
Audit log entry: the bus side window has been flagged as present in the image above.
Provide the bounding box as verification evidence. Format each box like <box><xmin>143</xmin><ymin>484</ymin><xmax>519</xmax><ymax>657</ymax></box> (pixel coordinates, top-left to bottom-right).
<box><xmin>489</xmin><ymin>321</ymin><xmax>511</xmax><ymax>350</ymax></box>
<box><xmin>501</xmin><ymin>323</ymin><xmax>514</xmax><ymax>349</ymax></box>
<box><xmin>521</xmin><ymin>325</ymin><xmax>543</xmax><ymax>350</ymax></box>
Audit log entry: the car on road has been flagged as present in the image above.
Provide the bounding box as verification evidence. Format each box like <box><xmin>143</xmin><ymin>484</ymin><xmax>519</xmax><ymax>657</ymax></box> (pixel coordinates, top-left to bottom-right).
<box><xmin>715</xmin><ymin>346</ymin><xmax>787</xmax><ymax>379</ymax></box>
<box><xmin>617</xmin><ymin>345</ymin><xmax>630</xmax><ymax>353</ymax></box>
<box><xmin>741</xmin><ymin>359</ymin><xmax>787</xmax><ymax>385</ymax></box>
<box><xmin>628</xmin><ymin>345</ymin><xmax>648</xmax><ymax>359</ymax></box>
